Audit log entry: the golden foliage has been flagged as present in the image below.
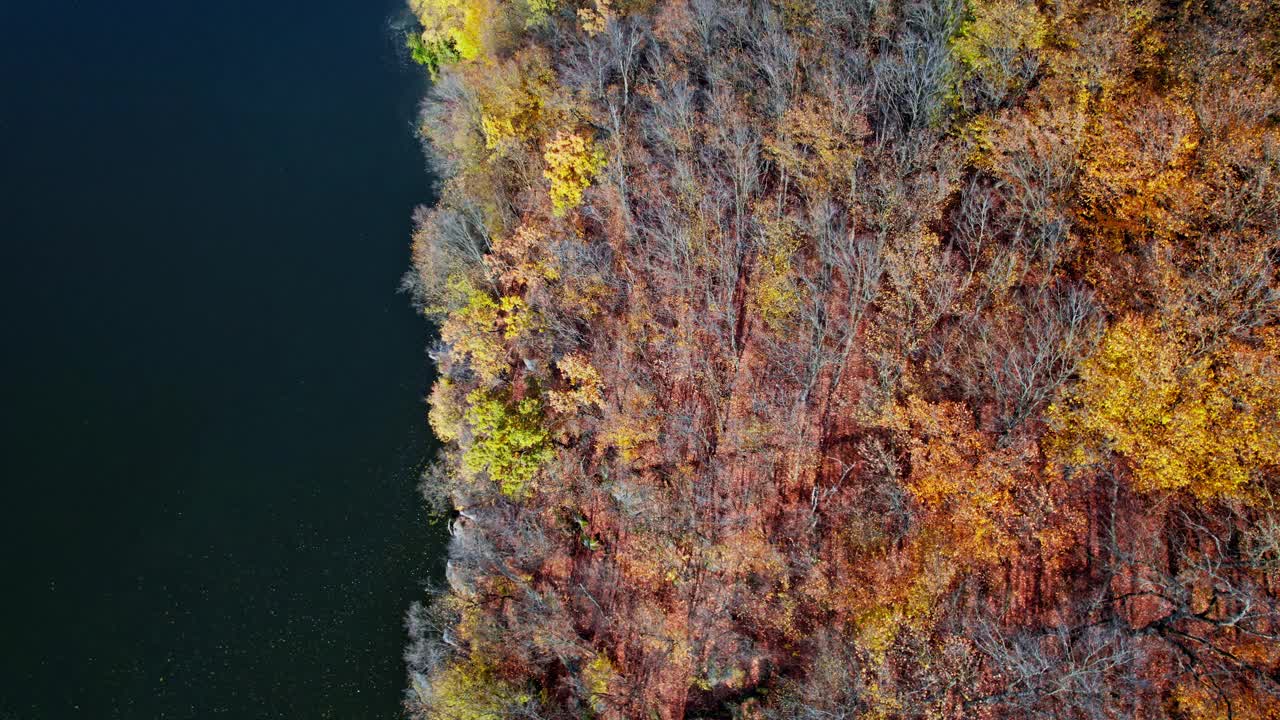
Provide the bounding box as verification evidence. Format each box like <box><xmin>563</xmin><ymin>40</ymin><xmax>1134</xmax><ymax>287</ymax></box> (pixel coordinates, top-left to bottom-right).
<box><xmin>548</xmin><ymin>353</ymin><xmax>604</xmax><ymax>413</ymax></box>
<box><xmin>582</xmin><ymin>653</ymin><xmax>616</xmax><ymax>714</ymax></box>
<box><xmin>1078</xmin><ymin>95</ymin><xmax>1202</xmax><ymax>244</ymax></box>
<box><xmin>1037</xmin><ymin>0</ymin><xmax>1159</xmax><ymax>114</ymax></box>
<box><xmin>429</xmin><ymin>378</ymin><xmax>467</xmax><ymax>443</ymax></box>
<box><xmin>439</xmin><ymin>281</ymin><xmax>541</xmax><ymax>384</ymax></box>
<box><xmin>1168</xmin><ymin>677</ymin><xmax>1280</xmax><ymax>720</ymax></box>
<box><xmin>577</xmin><ymin>0</ymin><xmax>613</xmax><ymax>36</ymax></box>
<box><xmin>765</xmin><ymin>96</ymin><xmax>867</xmax><ymax>196</ymax></box>
<box><xmin>892</xmin><ymin>396</ymin><xmax>1020</xmax><ymax>565</ymax></box>
<box><xmin>953</xmin><ymin>0</ymin><xmax>1047</xmax><ymax>97</ymax></box>
<box><xmin>751</xmin><ymin>213</ymin><xmax>801</xmax><ymax>331</ymax></box>
<box><xmin>477</xmin><ymin>51</ymin><xmax>556</xmax><ymax>154</ymax></box>
<box><xmin>599</xmin><ymin>387</ymin><xmax>659</xmax><ymax>463</ymax></box>
<box><xmin>1050</xmin><ymin>316</ymin><xmax>1280</xmax><ymax>501</ymax></box>
<box><xmin>419</xmin><ymin>655</ymin><xmax>532</xmax><ymax>720</ymax></box>
<box><xmin>543</xmin><ymin>130</ymin><xmax>607</xmax><ymax>215</ymax></box>
<box><xmin>410</xmin><ymin>0</ymin><xmax>490</xmax><ymax>61</ymax></box>
<box><xmin>522</xmin><ymin>0</ymin><xmax>557</xmax><ymax>27</ymax></box>
<box><xmin>463</xmin><ymin>389</ymin><xmax>554</xmax><ymax>496</ymax></box>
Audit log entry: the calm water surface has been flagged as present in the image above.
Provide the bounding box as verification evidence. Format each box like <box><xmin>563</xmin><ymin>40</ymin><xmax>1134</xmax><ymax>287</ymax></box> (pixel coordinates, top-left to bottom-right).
<box><xmin>0</xmin><ymin>1</ymin><xmax>446</xmax><ymax>717</ymax></box>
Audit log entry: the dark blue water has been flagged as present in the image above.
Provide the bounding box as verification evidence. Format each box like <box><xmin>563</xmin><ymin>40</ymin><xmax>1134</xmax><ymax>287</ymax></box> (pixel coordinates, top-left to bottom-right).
<box><xmin>0</xmin><ymin>1</ymin><xmax>444</xmax><ymax>717</ymax></box>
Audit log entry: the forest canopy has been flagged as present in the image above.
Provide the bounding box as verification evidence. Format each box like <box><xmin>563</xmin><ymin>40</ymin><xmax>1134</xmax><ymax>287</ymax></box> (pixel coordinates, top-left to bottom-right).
<box><xmin>402</xmin><ymin>0</ymin><xmax>1280</xmax><ymax>717</ymax></box>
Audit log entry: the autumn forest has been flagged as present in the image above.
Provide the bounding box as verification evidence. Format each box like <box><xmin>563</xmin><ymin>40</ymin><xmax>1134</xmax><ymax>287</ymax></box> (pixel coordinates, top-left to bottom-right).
<box><xmin>400</xmin><ymin>0</ymin><xmax>1280</xmax><ymax>716</ymax></box>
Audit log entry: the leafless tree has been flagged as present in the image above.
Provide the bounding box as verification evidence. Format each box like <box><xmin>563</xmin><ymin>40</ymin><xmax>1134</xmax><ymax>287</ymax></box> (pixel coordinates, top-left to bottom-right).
<box><xmin>969</xmin><ymin>614</ymin><xmax>1143</xmax><ymax>719</ymax></box>
<box><xmin>1096</xmin><ymin>498</ymin><xmax>1280</xmax><ymax>713</ymax></box>
<box><xmin>871</xmin><ymin>0</ymin><xmax>962</xmax><ymax>137</ymax></box>
<box><xmin>403</xmin><ymin>202</ymin><xmax>491</xmax><ymax>317</ymax></box>
<box><xmin>992</xmin><ymin>116</ymin><xmax>1081</xmax><ymax>278</ymax></box>
<box><xmin>763</xmin><ymin>630</ymin><xmax>868</xmax><ymax>719</ymax></box>
<box><xmin>1176</xmin><ymin>239</ymin><xmax>1280</xmax><ymax>355</ymax></box>
<box><xmin>975</xmin><ymin>283</ymin><xmax>1103</xmax><ymax>435</ymax></box>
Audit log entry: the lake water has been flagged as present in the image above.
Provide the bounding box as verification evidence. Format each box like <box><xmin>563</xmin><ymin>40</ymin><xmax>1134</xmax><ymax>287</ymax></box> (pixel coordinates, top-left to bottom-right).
<box><xmin>0</xmin><ymin>1</ymin><xmax>446</xmax><ymax>717</ymax></box>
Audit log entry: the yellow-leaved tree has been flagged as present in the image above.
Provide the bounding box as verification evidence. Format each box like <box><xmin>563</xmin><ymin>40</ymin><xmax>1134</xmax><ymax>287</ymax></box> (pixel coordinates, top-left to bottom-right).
<box><xmin>542</xmin><ymin>130</ymin><xmax>606</xmax><ymax>215</ymax></box>
<box><xmin>415</xmin><ymin>654</ymin><xmax>533</xmax><ymax>720</ymax></box>
<box><xmin>439</xmin><ymin>281</ymin><xmax>541</xmax><ymax>385</ymax></box>
<box><xmin>463</xmin><ymin>389</ymin><xmax>553</xmax><ymax>497</ymax></box>
<box><xmin>952</xmin><ymin>0</ymin><xmax>1047</xmax><ymax>104</ymax></box>
<box><xmin>1050</xmin><ymin>316</ymin><xmax>1280</xmax><ymax>501</ymax></box>
<box><xmin>409</xmin><ymin>0</ymin><xmax>489</xmax><ymax>62</ymax></box>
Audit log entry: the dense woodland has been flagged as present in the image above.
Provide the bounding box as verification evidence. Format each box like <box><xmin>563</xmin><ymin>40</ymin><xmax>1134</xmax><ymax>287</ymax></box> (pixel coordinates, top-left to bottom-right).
<box><xmin>400</xmin><ymin>0</ymin><xmax>1280</xmax><ymax>716</ymax></box>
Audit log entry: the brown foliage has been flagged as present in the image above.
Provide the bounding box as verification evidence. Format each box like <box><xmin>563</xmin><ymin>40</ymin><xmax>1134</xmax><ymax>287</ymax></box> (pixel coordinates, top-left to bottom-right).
<box><xmin>403</xmin><ymin>0</ymin><xmax>1280</xmax><ymax>717</ymax></box>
